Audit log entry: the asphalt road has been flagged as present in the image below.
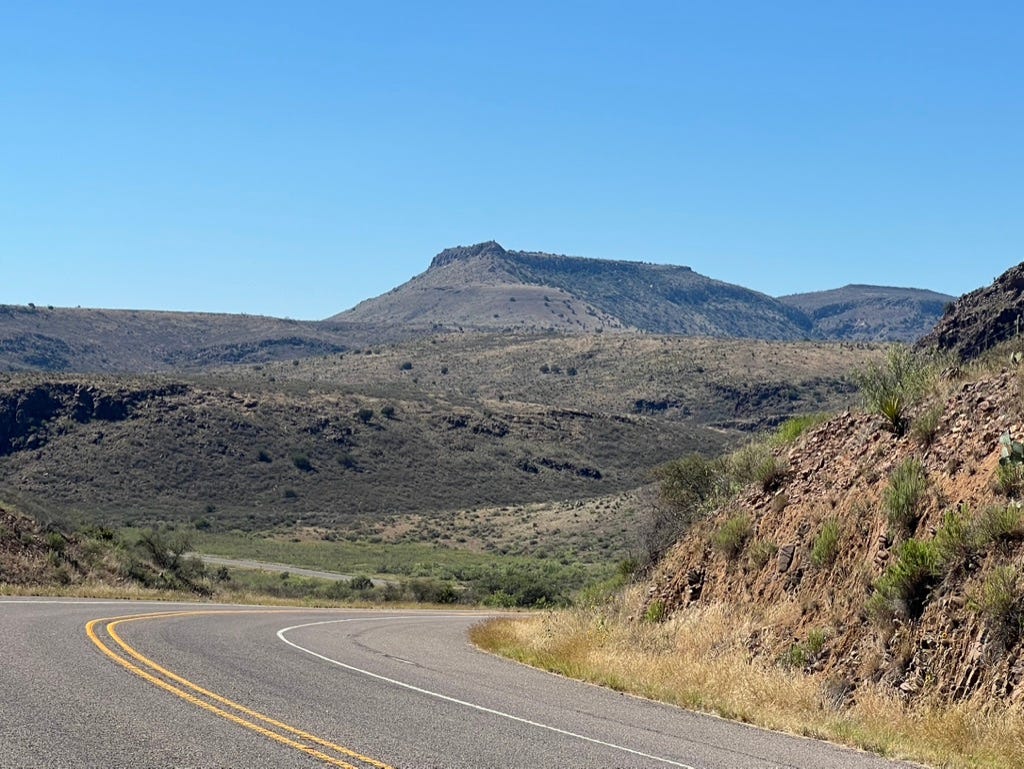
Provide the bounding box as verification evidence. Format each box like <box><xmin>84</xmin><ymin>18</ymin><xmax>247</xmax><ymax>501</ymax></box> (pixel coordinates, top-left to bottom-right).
<box><xmin>0</xmin><ymin>599</ymin><xmax>917</xmax><ymax>769</ymax></box>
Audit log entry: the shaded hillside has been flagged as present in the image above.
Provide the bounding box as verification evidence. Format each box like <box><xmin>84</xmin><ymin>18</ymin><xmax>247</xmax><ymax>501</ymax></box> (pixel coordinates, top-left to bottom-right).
<box><xmin>335</xmin><ymin>241</ymin><xmax>815</xmax><ymax>339</ymax></box>
<box><xmin>0</xmin><ymin>335</ymin><xmax>882</xmax><ymax>530</ymax></box>
<box><xmin>918</xmin><ymin>261</ymin><xmax>1024</xmax><ymax>360</ymax></box>
<box><xmin>646</xmin><ymin>361</ymin><xmax>1024</xmax><ymax>711</ymax></box>
<box><xmin>0</xmin><ymin>305</ymin><xmax>405</xmax><ymax>373</ymax></box>
<box><xmin>780</xmin><ymin>285</ymin><xmax>953</xmax><ymax>342</ymax></box>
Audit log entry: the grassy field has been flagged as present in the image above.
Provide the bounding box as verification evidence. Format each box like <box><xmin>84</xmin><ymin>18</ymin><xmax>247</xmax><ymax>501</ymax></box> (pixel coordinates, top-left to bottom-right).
<box><xmin>190</xmin><ymin>529</ymin><xmax>616</xmax><ymax>607</ymax></box>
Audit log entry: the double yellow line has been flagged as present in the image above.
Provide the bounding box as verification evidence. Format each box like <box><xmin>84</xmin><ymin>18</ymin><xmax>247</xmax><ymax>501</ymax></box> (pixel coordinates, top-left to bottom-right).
<box><xmin>86</xmin><ymin>610</ymin><xmax>394</xmax><ymax>769</ymax></box>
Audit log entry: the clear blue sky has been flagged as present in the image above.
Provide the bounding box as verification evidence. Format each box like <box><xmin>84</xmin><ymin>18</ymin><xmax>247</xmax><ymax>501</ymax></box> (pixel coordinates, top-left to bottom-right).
<box><xmin>2</xmin><ymin>2</ymin><xmax>1021</xmax><ymax>319</ymax></box>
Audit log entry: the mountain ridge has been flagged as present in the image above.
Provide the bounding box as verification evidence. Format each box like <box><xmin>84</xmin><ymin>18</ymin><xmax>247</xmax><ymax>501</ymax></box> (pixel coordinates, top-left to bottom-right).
<box><xmin>336</xmin><ymin>241</ymin><xmax>950</xmax><ymax>341</ymax></box>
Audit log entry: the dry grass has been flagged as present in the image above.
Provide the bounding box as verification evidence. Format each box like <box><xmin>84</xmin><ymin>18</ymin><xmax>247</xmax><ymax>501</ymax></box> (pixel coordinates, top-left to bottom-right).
<box><xmin>470</xmin><ymin>588</ymin><xmax>1024</xmax><ymax>769</ymax></box>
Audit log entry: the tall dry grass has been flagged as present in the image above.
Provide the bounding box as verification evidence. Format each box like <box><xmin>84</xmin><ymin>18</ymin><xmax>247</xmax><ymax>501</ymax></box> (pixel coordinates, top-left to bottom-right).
<box><xmin>470</xmin><ymin>587</ymin><xmax>1024</xmax><ymax>769</ymax></box>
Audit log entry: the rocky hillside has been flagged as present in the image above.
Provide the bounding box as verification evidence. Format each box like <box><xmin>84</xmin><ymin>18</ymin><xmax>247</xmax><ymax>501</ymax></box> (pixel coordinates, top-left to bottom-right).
<box><xmin>780</xmin><ymin>285</ymin><xmax>953</xmax><ymax>342</ymax></box>
<box><xmin>918</xmin><ymin>261</ymin><xmax>1024</xmax><ymax>360</ymax></box>
<box><xmin>336</xmin><ymin>241</ymin><xmax>949</xmax><ymax>341</ymax></box>
<box><xmin>645</xmin><ymin>360</ymin><xmax>1024</xmax><ymax>709</ymax></box>
<box><xmin>0</xmin><ymin>335</ymin><xmax>881</xmax><ymax>530</ymax></box>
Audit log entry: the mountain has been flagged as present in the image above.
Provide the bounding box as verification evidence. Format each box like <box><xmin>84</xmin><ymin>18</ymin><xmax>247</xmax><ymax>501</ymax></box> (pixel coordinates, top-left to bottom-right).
<box><xmin>0</xmin><ymin>242</ymin><xmax>953</xmax><ymax>374</ymax></box>
<box><xmin>779</xmin><ymin>284</ymin><xmax>954</xmax><ymax>342</ymax></box>
<box><xmin>335</xmin><ymin>241</ymin><xmax>815</xmax><ymax>339</ymax></box>
<box><xmin>918</xmin><ymin>261</ymin><xmax>1024</xmax><ymax>360</ymax></box>
<box><xmin>336</xmin><ymin>241</ymin><xmax>952</xmax><ymax>342</ymax></box>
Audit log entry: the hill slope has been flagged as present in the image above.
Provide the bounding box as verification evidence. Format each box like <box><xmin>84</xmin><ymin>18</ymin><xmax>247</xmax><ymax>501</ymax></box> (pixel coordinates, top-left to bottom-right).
<box><xmin>0</xmin><ymin>334</ymin><xmax>882</xmax><ymax>530</ymax></box>
<box><xmin>0</xmin><ymin>305</ymin><xmax>405</xmax><ymax>373</ymax></box>
<box><xmin>646</xmin><ymin>362</ymin><xmax>1024</xmax><ymax>711</ymax></box>
<box><xmin>336</xmin><ymin>241</ymin><xmax>951</xmax><ymax>342</ymax></box>
<box><xmin>335</xmin><ymin>241</ymin><xmax>815</xmax><ymax>339</ymax></box>
<box><xmin>918</xmin><ymin>261</ymin><xmax>1024</xmax><ymax>360</ymax></box>
<box><xmin>779</xmin><ymin>284</ymin><xmax>953</xmax><ymax>342</ymax></box>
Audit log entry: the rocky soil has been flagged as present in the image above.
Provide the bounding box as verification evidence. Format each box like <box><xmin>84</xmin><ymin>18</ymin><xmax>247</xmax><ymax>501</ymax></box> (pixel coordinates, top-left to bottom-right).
<box><xmin>919</xmin><ymin>261</ymin><xmax>1024</xmax><ymax>360</ymax></box>
<box><xmin>647</xmin><ymin>364</ymin><xmax>1024</xmax><ymax>707</ymax></box>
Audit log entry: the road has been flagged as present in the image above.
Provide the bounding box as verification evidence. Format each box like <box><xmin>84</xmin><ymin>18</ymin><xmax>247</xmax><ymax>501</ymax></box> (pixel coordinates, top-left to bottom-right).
<box><xmin>0</xmin><ymin>599</ymin><xmax>916</xmax><ymax>769</ymax></box>
<box><xmin>191</xmin><ymin>554</ymin><xmax>392</xmax><ymax>586</ymax></box>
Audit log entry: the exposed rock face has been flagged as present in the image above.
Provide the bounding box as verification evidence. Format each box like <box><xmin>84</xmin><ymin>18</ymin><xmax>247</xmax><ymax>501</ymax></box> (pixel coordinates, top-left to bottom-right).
<box><xmin>0</xmin><ymin>382</ymin><xmax>185</xmax><ymax>456</ymax></box>
<box><xmin>918</xmin><ymin>262</ymin><xmax>1024</xmax><ymax>360</ymax></box>
<box><xmin>430</xmin><ymin>241</ymin><xmax>509</xmax><ymax>267</ymax></box>
<box><xmin>645</xmin><ymin>367</ymin><xmax>1024</xmax><ymax>707</ymax></box>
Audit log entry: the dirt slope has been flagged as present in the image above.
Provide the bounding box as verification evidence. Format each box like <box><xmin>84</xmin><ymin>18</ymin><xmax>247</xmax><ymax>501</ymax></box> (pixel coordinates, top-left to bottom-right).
<box><xmin>647</xmin><ymin>365</ymin><xmax>1024</xmax><ymax>707</ymax></box>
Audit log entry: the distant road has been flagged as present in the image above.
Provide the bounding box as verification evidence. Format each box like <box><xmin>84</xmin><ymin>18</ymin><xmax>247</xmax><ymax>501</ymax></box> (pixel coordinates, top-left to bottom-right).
<box><xmin>192</xmin><ymin>553</ymin><xmax>391</xmax><ymax>586</ymax></box>
<box><xmin>1</xmin><ymin>599</ymin><xmax>917</xmax><ymax>769</ymax></box>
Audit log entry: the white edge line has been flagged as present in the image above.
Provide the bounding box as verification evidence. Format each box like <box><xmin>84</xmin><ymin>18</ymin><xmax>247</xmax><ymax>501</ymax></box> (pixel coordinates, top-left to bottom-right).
<box><xmin>277</xmin><ymin>617</ymin><xmax>697</xmax><ymax>769</ymax></box>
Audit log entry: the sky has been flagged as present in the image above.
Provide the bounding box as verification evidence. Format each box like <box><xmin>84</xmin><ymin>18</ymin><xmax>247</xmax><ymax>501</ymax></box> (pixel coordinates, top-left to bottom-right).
<box><xmin>2</xmin><ymin>2</ymin><xmax>1021</xmax><ymax>319</ymax></box>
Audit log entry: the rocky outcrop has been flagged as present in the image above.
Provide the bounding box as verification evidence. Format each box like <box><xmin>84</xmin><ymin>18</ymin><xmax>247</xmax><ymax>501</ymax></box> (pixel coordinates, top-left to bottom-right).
<box><xmin>918</xmin><ymin>262</ymin><xmax>1024</xmax><ymax>360</ymax></box>
<box><xmin>0</xmin><ymin>382</ymin><xmax>186</xmax><ymax>455</ymax></box>
<box><xmin>646</xmin><ymin>367</ymin><xmax>1024</xmax><ymax>707</ymax></box>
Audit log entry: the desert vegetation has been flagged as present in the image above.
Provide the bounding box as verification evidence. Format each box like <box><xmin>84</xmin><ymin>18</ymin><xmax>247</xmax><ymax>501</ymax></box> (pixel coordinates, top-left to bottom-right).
<box><xmin>474</xmin><ymin>342</ymin><xmax>1024</xmax><ymax>769</ymax></box>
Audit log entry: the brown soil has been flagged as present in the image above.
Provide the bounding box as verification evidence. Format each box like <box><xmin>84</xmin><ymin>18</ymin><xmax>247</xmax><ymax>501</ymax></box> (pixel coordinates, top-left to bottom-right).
<box><xmin>647</xmin><ymin>365</ymin><xmax>1024</xmax><ymax>707</ymax></box>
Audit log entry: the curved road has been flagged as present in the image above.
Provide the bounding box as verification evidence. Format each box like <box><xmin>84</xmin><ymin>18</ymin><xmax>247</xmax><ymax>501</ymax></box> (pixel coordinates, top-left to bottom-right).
<box><xmin>0</xmin><ymin>599</ymin><xmax>915</xmax><ymax>769</ymax></box>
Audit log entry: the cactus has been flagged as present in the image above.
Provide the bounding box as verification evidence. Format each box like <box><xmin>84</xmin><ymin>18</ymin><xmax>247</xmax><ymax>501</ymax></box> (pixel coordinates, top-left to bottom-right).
<box><xmin>999</xmin><ymin>432</ymin><xmax>1024</xmax><ymax>466</ymax></box>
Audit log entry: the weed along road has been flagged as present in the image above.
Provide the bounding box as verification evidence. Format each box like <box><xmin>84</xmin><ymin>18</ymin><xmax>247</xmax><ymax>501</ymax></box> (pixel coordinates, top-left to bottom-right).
<box><xmin>1</xmin><ymin>600</ymin><xmax>914</xmax><ymax>769</ymax></box>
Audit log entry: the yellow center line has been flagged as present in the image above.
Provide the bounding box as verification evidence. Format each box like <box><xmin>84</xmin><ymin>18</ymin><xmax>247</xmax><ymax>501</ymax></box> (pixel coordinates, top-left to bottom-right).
<box><xmin>86</xmin><ymin>610</ymin><xmax>394</xmax><ymax>769</ymax></box>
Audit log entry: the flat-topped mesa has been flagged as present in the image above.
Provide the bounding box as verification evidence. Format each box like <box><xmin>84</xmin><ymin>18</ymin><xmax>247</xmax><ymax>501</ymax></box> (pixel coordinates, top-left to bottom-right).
<box><xmin>430</xmin><ymin>241</ymin><xmax>508</xmax><ymax>268</ymax></box>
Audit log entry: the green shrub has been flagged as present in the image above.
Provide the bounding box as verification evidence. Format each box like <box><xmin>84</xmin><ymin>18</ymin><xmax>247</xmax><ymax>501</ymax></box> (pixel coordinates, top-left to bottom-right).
<box><xmin>856</xmin><ymin>346</ymin><xmax>933</xmax><ymax>435</ymax></box>
<box><xmin>933</xmin><ymin>505</ymin><xmax>976</xmax><ymax>567</ymax></box>
<box><xmin>356</xmin><ymin>408</ymin><xmax>374</xmax><ymax>424</ymax></box>
<box><xmin>381</xmin><ymin>405</ymin><xmax>396</xmax><ymax>419</ymax></box>
<box><xmin>713</xmin><ymin>514</ymin><xmax>752</xmax><ymax>560</ymax></box>
<box><xmin>911</xmin><ymin>403</ymin><xmax>943</xmax><ymax>447</ymax></box>
<box><xmin>972</xmin><ymin>566</ymin><xmax>1024</xmax><ymax>645</ymax></box>
<box><xmin>974</xmin><ymin>504</ymin><xmax>1024</xmax><ymax>545</ymax></box>
<box><xmin>730</xmin><ymin>442</ymin><xmax>786</xmax><ymax>492</ymax></box>
<box><xmin>644</xmin><ymin>600</ymin><xmax>667</xmax><ymax>623</ymax></box>
<box><xmin>291</xmin><ymin>452</ymin><xmax>313</xmax><ymax>472</ymax></box>
<box><xmin>811</xmin><ymin>518</ymin><xmax>841</xmax><ymax>568</ymax></box>
<box><xmin>867</xmin><ymin>538</ymin><xmax>942</xmax><ymax>623</ymax></box>
<box><xmin>748</xmin><ymin>539</ymin><xmax>778</xmax><ymax>569</ymax></box>
<box><xmin>772</xmin><ymin>413</ymin><xmax>830</xmax><ymax>446</ymax></box>
<box><xmin>656</xmin><ymin>453</ymin><xmax>726</xmax><ymax>512</ymax></box>
<box><xmin>349</xmin><ymin>575</ymin><xmax>374</xmax><ymax>591</ymax></box>
<box><xmin>994</xmin><ymin>462</ymin><xmax>1024</xmax><ymax>498</ymax></box>
<box><xmin>779</xmin><ymin>628</ymin><xmax>828</xmax><ymax>670</ymax></box>
<box><xmin>45</xmin><ymin>531</ymin><xmax>66</xmax><ymax>554</ymax></box>
<box><xmin>883</xmin><ymin>458</ymin><xmax>928</xmax><ymax>534</ymax></box>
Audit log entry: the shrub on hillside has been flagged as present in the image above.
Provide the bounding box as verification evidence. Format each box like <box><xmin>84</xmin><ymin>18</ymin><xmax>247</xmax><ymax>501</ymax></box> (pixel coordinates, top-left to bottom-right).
<box><xmin>884</xmin><ymin>458</ymin><xmax>928</xmax><ymax>535</ymax></box>
<box><xmin>771</xmin><ymin>413</ymin><xmax>829</xmax><ymax>446</ymax></box>
<box><xmin>974</xmin><ymin>504</ymin><xmax>1024</xmax><ymax>545</ymax></box>
<box><xmin>856</xmin><ymin>346</ymin><xmax>934</xmax><ymax>435</ymax></box>
<box><xmin>971</xmin><ymin>566</ymin><xmax>1024</xmax><ymax>646</ymax></box>
<box><xmin>810</xmin><ymin>518</ymin><xmax>841</xmax><ymax>568</ymax></box>
<box><xmin>729</xmin><ymin>442</ymin><xmax>786</xmax><ymax>492</ymax></box>
<box><xmin>713</xmin><ymin>514</ymin><xmax>752</xmax><ymax>560</ymax></box>
<box><xmin>866</xmin><ymin>538</ymin><xmax>942</xmax><ymax>623</ymax></box>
